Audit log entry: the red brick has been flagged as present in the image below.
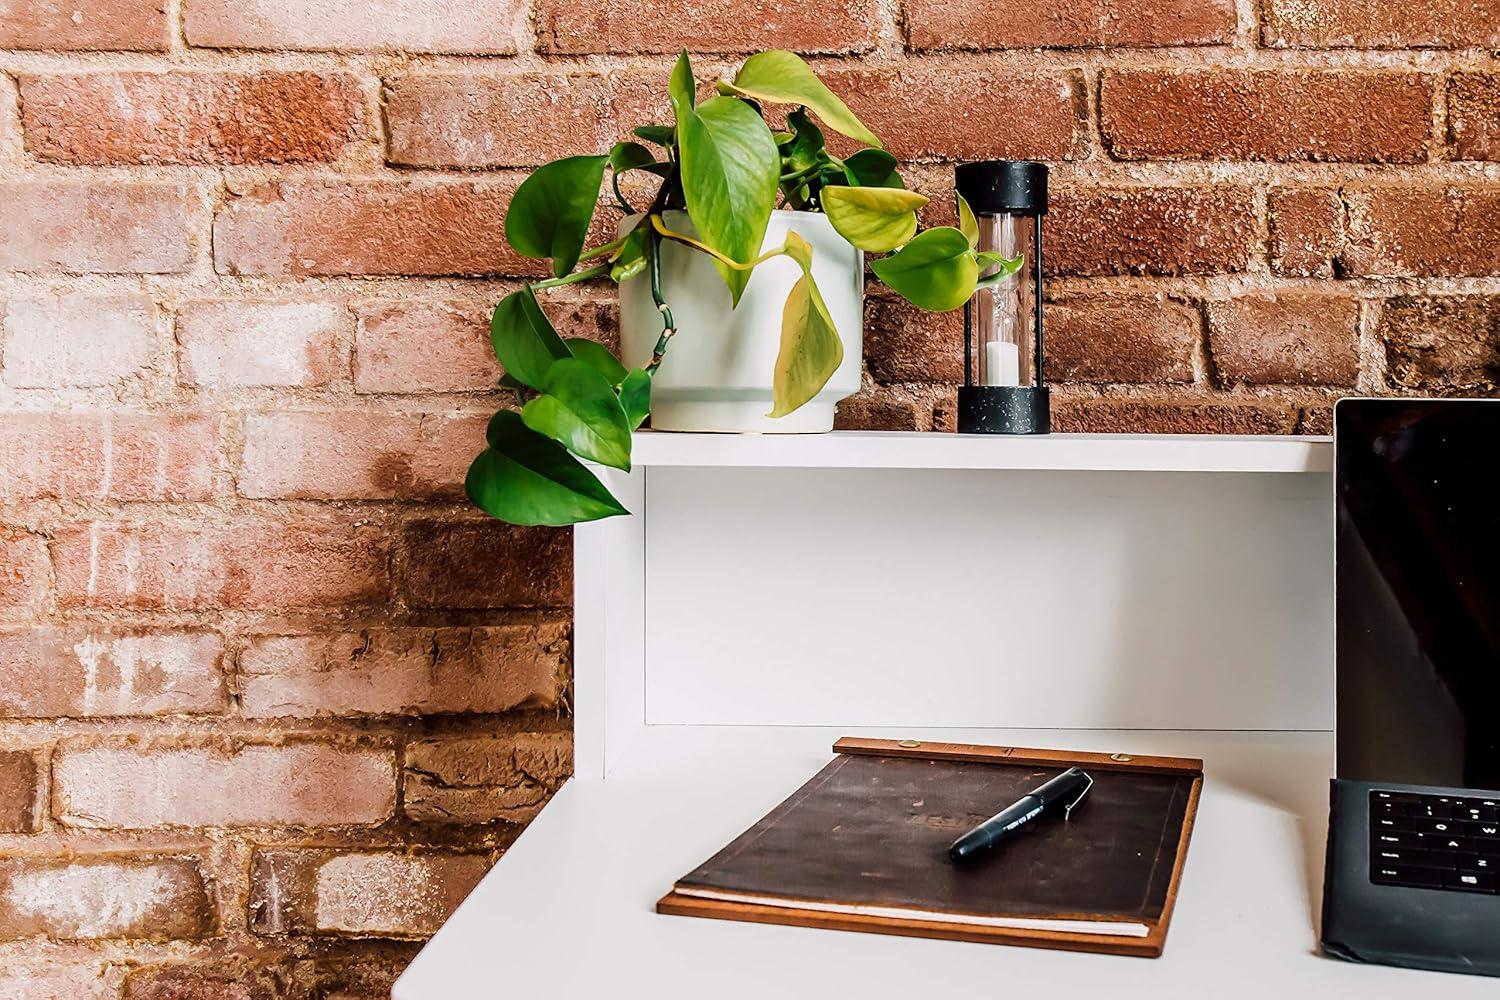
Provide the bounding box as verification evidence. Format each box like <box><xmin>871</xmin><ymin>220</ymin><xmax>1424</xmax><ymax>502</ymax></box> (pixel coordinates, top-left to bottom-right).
<box><xmin>1053</xmin><ymin>396</ymin><xmax>1301</xmax><ymax>434</ymax></box>
<box><xmin>1206</xmin><ymin>295</ymin><xmax>1360</xmax><ymax>386</ymax></box>
<box><xmin>1047</xmin><ymin>294</ymin><xmax>1199</xmax><ymax>384</ymax></box>
<box><xmin>0</xmin><ymin>963</ymin><xmax>120</xmax><ymax>999</ymax></box>
<box><xmin>184</xmin><ymin>0</ymin><xmax>526</xmax><ymax>53</ymax></box>
<box><xmin>398</xmin><ymin>519</ymin><xmax>571</xmax><ymax>608</ymax></box>
<box><xmin>1101</xmin><ymin>70</ymin><xmax>1432</xmax><ymax>163</ymax></box>
<box><xmin>249</xmin><ymin>849</ymin><xmax>488</xmax><ymax>937</ymax></box>
<box><xmin>178</xmin><ymin>300</ymin><xmax>346</xmax><ymax>389</ymax></box>
<box><xmin>0</xmin><ymin>413</ymin><xmax>219</xmax><ymax>503</ymax></box>
<box><xmin>2</xmin><ymin>293</ymin><xmax>156</xmax><ymax>388</ymax></box>
<box><xmin>0</xmin><ymin>629</ymin><xmax>225</xmax><ymax>718</ymax></box>
<box><xmin>1261</xmin><ymin>0</ymin><xmax>1500</xmax><ymax>48</ymax></box>
<box><xmin>213</xmin><ymin>180</ymin><xmax>537</xmax><ymax>277</ymax></box>
<box><xmin>125</xmin><ymin>967</ymin><xmax>277</xmax><ymax>1000</ymax></box>
<box><xmin>0</xmin><ymin>752</ymin><xmax>40</xmax><ymax>833</ymax></box>
<box><xmin>1378</xmin><ymin>296</ymin><xmax>1500</xmax><ymax>393</ymax></box>
<box><xmin>863</xmin><ymin>289</ymin><xmax>961</xmax><ymax>384</ymax></box>
<box><xmin>405</xmin><ymin>732</ymin><xmax>572</xmax><ymax>824</ymax></box>
<box><xmin>833</xmin><ymin>384</ymin><xmax>948</xmax><ymax>431</ymax></box>
<box><xmin>239</xmin><ymin>624</ymin><xmax>567</xmax><ymax>718</ymax></box>
<box><xmin>1050</xmin><ymin>187</ymin><xmax>1257</xmax><ymax>276</ymax></box>
<box><xmin>1340</xmin><ymin>186</ymin><xmax>1500</xmax><ymax>278</ymax></box>
<box><xmin>822</xmin><ymin>65</ymin><xmax>1083</xmax><ymax>161</ymax></box>
<box><xmin>53</xmin><ymin>740</ymin><xmax>396</xmax><ymax>828</ymax></box>
<box><xmin>0</xmin><ymin>76</ymin><xmax>19</xmax><ymax>163</ymax></box>
<box><xmin>239</xmin><ymin>411</ymin><xmax>483</xmax><ymax>500</ymax></box>
<box><xmin>21</xmin><ymin>73</ymin><xmax>369</xmax><ymax>166</ymax></box>
<box><xmin>0</xmin><ymin>529</ymin><xmax>47</xmax><ymax>623</ymax></box>
<box><xmin>0</xmin><ymin>857</ymin><xmax>213</xmax><ymax>940</ymax></box>
<box><xmin>0</xmin><ymin>0</ymin><xmax>168</xmax><ymax>50</ymax></box>
<box><xmin>1269</xmin><ymin>188</ymin><xmax>1345</xmax><ymax>277</ymax></box>
<box><xmin>537</xmin><ymin>0</ymin><xmax>876</xmax><ymax>54</ymax></box>
<box><xmin>1449</xmin><ymin>73</ymin><xmax>1500</xmax><ymax>161</ymax></box>
<box><xmin>0</xmin><ymin>183</ymin><xmax>191</xmax><ymax>274</ymax></box>
<box><xmin>52</xmin><ymin>517</ymin><xmax>389</xmax><ymax>611</ymax></box>
<box><xmin>905</xmin><ymin>0</ymin><xmax>1236</xmax><ymax>49</ymax></box>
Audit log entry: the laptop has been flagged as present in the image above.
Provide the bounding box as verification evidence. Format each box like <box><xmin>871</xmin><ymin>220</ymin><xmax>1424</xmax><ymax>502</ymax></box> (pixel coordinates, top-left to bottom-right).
<box><xmin>1322</xmin><ymin>397</ymin><xmax>1500</xmax><ymax>976</ymax></box>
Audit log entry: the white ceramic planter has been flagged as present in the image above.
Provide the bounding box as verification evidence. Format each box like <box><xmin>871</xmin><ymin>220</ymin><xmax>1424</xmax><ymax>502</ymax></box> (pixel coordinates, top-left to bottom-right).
<box><xmin>619</xmin><ymin>210</ymin><xmax>863</xmax><ymax>433</ymax></box>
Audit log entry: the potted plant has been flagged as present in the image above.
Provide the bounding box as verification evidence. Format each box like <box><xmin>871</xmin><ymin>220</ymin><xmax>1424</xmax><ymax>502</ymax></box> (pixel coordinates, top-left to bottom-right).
<box><xmin>469</xmin><ymin>50</ymin><xmax>1020</xmax><ymax>526</ymax></box>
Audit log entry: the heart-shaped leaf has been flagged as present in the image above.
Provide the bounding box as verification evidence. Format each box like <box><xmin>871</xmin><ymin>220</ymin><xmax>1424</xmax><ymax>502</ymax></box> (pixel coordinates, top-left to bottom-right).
<box><xmin>974</xmin><ymin>250</ymin><xmax>1026</xmax><ymax>287</ymax></box>
<box><xmin>564</xmin><ymin>338</ymin><xmax>628</xmax><ymax>385</ymax></box>
<box><xmin>669</xmin><ymin>50</ymin><xmax>695</xmax><ymax>121</ymax></box>
<box><xmin>503</xmin><ymin>155</ymin><xmax>609</xmax><ymax>278</ymax></box>
<box><xmin>677</xmin><ymin>95</ymin><xmax>779</xmax><ymax>305</ymax></box>
<box><xmin>620</xmin><ymin>368</ymin><xmax>652</xmax><ymax>429</ymax></box>
<box><xmin>727</xmin><ymin>50</ymin><xmax>881</xmax><ymax>148</ymax></box>
<box><xmin>610</xmin><ymin>141</ymin><xmax>656</xmax><ymax>173</ymax></box>
<box><xmin>521</xmin><ymin>358</ymin><xmax>633</xmax><ymax>470</ymax></box>
<box><xmin>783</xmin><ymin>108</ymin><xmax>826</xmax><ymax>176</ymax></box>
<box><xmin>491</xmin><ymin>286</ymin><xmax>571</xmax><ymax>390</ymax></box>
<box><xmin>822</xmin><ymin>186</ymin><xmax>928</xmax><ymax>253</ymax></box>
<box><xmin>467</xmin><ymin>411</ymin><xmax>628</xmax><ymax>526</ymax></box>
<box><xmin>957</xmin><ymin>192</ymin><xmax>980</xmax><ymax>248</ymax></box>
<box><xmin>769</xmin><ymin>233</ymin><xmax>843</xmax><ymax>418</ymax></box>
<box><xmin>633</xmin><ymin>124</ymin><xmax>675</xmax><ymax>146</ymax></box>
<box><xmin>841</xmin><ymin>148</ymin><xmax>904</xmax><ymax>189</ymax></box>
<box><xmin>869</xmin><ymin>227</ymin><xmax>979</xmax><ymax>312</ymax></box>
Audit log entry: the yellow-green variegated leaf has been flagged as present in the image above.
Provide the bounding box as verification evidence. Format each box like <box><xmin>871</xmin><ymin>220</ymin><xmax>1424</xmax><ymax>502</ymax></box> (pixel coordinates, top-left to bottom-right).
<box><xmin>957</xmin><ymin>192</ymin><xmax>979</xmax><ymax>248</ymax></box>
<box><xmin>769</xmin><ymin>234</ymin><xmax>843</xmax><ymax>418</ymax></box>
<box><xmin>822</xmin><ymin>186</ymin><xmax>929</xmax><ymax>253</ymax></box>
<box><xmin>726</xmin><ymin>50</ymin><xmax>881</xmax><ymax>148</ymax></box>
<box><xmin>868</xmin><ymin>226</ymin><xmax>979</xmax><ymax>312</ymax></box>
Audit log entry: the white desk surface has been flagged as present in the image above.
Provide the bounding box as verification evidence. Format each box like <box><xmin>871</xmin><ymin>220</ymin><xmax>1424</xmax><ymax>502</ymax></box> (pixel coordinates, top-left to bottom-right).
<box><xmin>394</xmin><ymin>726</ymin><xmax>1495</xmax><ymax>999</ymax></box>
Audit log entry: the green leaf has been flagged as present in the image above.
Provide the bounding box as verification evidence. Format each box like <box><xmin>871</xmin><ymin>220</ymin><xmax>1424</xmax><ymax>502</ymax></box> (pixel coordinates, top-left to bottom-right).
<box><xmin>957</xmin><ymin>192</ymin><xmax>979</xmax><ymax>248</ymax></box>
<box><xmin>869</xmin><ymin>227</ymin><xmax>979</xmax><ymax>312</ymax></box>
<box><xmin>467</xmin><ymin>411</ymin><xmax>628</xmax><ymax>526</ymax></box>
<box><xmin>504</xmin><ymin>155</ymin><xmax>609</xmax><ymax>278</ymax></box>
<box><xmin>633</xmin><ymin>124</ymin><xmax>675</xmax><ymax>146</ymax></box>
<box><xmin>677</xmin><ymin>95</ymin><xmax>779</xmax><ymax>305</ymax></box>
<box><xmin>620</xmin><ymin>368</ymin><xmax>652</xmax><ymax>429</ymax></box>
<box><xmin>822</xmin><ymin>186</ymin><xmax>928</xmax><ymax>253</ymax></box>
<box><xmin>610</xmin><ymin>141</ymin><xmax>657</xmax><ymax>173</ymax></box>
<box><xmin>770</xmin><ymin>235</ymin><xmax>843</xmax><ymax>418</ymax></box>
<box><xmin>782</xmin><ymin>108</ymin><xmax>826</xmax><ymax>176</ymax></box>
<box><xmin>609</xmin><ymin>226</ymin><xmax>648</xmax><ymax>283</ymax></box>
<box><xmin>490</xmin><ymin>286</ymin><xmax>571</xmax><ymax>390</ymax></box>
<box><xmin>564</xmin><ymin>338</ymin><xmax>628</xmax><ymax>385</ymax></box>
<box><xmin>669</xmin><ymin>50</ymin><xmax>695</xmax><ymax>122</ymax></box>
<box><xmin>727</xmin><ymin>50</ymin><xmax>881</xmax><ymax>148</ymax></box>
<box><xmin>974</xmin><ymin>252</ymin><xmax>1026</xmax><ymax>288</ymax></box>
<box><xmin>521</xmin><ymin>358</ymin><xmax>633</xmax><ymax>470</ymax></box>
<box><xmin>841</xmin><ymin>148</ymin><xmax>904</xmax><ymax>189</ymax></box>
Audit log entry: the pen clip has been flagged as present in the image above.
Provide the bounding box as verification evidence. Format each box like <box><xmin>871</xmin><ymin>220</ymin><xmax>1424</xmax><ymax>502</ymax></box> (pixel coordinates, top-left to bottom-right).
<box><xmin>1063</xmin><ymin>770</ymin><xmax>1094</xmax><ymax>821</ymax></box>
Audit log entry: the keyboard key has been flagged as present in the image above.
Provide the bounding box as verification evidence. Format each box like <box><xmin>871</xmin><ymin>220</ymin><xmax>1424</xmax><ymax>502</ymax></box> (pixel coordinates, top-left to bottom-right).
<box><xmin>1473</xmin><ymin>856</ymin><xmax>1496</xmax><ymax>870</ymax></box>
<box><xmin>1442</xmin><ymin>870</ymin><xmax>1498</xmax><ymax>893</ymax></box>
<box><xmin>1374</xmin><ymin>848</ymin><xmax>1460</xmax><ymax>869</ymax></box>
<box><xmin>1410</xmin><ymin>817</ymin><xmax>1462</xmax><ymax>836</ymax></box>
<box><xmin>1372</xmin><ymin>865</ymin><xmax>1443</xmax><ymax>888</ymax></box>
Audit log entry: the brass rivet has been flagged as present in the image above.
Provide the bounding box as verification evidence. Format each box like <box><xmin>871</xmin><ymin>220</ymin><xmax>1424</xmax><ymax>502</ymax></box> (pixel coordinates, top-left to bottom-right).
<box><xmin>898</xmin><ymin>740</ymin><xmax>922</xmax><ymax>748</ymax></box>
<box><xmin>1110</xmin><ymin>753</ymin><xmax>1133</xmax><ymax>762</ymax></box>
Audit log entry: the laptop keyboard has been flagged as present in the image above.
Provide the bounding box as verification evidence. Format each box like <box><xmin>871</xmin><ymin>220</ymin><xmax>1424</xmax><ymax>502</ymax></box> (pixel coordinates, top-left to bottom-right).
<box><xmin>1371</xmin><ymin>790</ymin><xmax>1500</xmax><ymax>893</ymax></box>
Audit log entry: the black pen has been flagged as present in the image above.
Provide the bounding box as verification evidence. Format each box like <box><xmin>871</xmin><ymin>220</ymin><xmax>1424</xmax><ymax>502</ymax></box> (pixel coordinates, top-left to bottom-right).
<box><xmin>949</xmin><ymin>767</ymin><xmax>1094</xmax><ymax>863</ymax></box>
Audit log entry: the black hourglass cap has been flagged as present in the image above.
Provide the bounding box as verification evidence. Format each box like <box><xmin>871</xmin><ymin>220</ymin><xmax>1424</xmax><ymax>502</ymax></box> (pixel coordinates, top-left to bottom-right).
<box><xmin>954</xmin><ymin>160</ymin><xmax>1049</xmax><ymax>216</ymax></box>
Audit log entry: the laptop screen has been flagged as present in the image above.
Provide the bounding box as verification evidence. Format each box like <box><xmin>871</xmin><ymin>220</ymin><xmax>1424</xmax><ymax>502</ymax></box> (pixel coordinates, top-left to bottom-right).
<box><xmin>1336</xmin><ymin>398</ymin><xmax>1500</xmax><ymax>790</ymax></box>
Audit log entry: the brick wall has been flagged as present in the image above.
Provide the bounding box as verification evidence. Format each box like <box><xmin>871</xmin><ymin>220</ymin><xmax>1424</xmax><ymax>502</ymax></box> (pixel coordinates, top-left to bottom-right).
<box><xmin>0</xmin><ymin>0</ymin><xmax>1497</xmax><ymax>994</ymax></box>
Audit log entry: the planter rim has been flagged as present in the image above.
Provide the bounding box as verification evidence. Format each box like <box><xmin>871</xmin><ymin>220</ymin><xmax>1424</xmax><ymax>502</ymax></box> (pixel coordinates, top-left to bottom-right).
<box><xmin>622</xmin><ymin>207</ymin><xmax>842</xmax><ymax>236</ymax></box>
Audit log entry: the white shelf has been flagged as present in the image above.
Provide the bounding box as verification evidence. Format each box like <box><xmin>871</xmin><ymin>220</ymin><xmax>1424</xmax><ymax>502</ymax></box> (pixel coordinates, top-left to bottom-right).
<box><xmin>628</xmin><ymin>431</ymin><xmax>1331</xmax><ymax>474</ymax></box>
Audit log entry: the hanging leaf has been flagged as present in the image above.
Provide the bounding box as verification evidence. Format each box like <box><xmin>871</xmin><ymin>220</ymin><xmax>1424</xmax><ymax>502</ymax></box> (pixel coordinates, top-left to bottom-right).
<box><xmin>503</xmin><ymin>155</ymin><xmax>609</xmax><ymax>278</ymax></box>
<box><xmin>973</xmin><ymin>252</ymin><xmax>1026</xmax><ymax>288</ymax></box>
<box><xmin>634</xmin><ymin>124</ymin><xmax>675</xmax><ymax>146</ymax></box>
<box><xmin>957</xmin><ymin>193</ymin><xmax>980</xmax><ymax>248</ymax></box>
<box><xmin>467</xmin><ymin>412</ymin><xmax>628</xmax><ymax>526</ymax></box>
<box><xmin>610</xmin><ymin>141</ymin><xmax>656</xmax><ymax>173</ymax></box>
<box><xmin>869</xmin><ymin>227</ymin><xmax>979</xmax><ymax>312</ymax></box>
<box><xmin>669</xmin><ymin>49</ymin><xmax>695</xmax><ymax>122</ymax></box>
<box><xmin>521</xmin><ymin>358</ymin><xmax>633</xmax><ymax>470</ymax></box>
<box><xmin>822</xmin><ymin>186</ymin><xmax>928</xmax><ymax>253</ymax></box>
<box><xmin>620</xmin><ymin>368</ymin><xmax>652</xmax><ymax>429</ymax></box>
<box><xmin>769</xmin><ymin>233</ymin><xmax>843</xmax><ymax>418</ymax></box>
<box><xmin>782</xmin><ymin>108</ymin><xmax>826</xmax><ymax>176</ymax></box>
<box><xmin>677</xmin><ymin>95</ymin><xmax>780</xmax><ymax>305</ymax></box>
<box><xmin>841</xmin><ymin>148</ymin><xmax>904</xmax><ymax>189</ymax></box>
<box><xmin>726</xmin><ymin>50</ymin><xmax>881</xmax><ymax>148</ymax></box>
<box><xmin>564</xmin><ymin>338</ymin><xmax>629</xmax><ymax>385</ymax></box>
<box><xmin>490</xmin><ymin>286</ymin><xmax>571</xmax><ymax>390</ymax></box>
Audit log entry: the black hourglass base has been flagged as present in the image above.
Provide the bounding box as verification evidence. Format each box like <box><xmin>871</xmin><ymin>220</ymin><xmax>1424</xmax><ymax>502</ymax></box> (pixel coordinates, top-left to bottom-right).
<box><xmin>957</xmin><ymin>385</ymin><xmax>1051</xmax><ymax>435</ymax></box>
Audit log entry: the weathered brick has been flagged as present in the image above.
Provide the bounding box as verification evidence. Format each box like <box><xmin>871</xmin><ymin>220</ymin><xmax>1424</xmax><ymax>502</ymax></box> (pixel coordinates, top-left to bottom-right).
<box><xmin>1053</xmin><ymin>396</ymin><xmax>1300</xmax><ymax>434</ymax></box>
<box><xmin>0</xmin><ymin>183</ymin><xmax>191</xmax><ymax>274</ymax></box>
<box><xmin>1341</xmin><ymin>187</ymin><xmax>1500</xmax><ymax>278</ymax></box>
<box><xmin>1206</xmin><ymin>295</ymin><xmax>1359</xmax><ymax>387</ymax></box>
<box><xmin>0</xmin><ymin>413</ymin><xmax>219</xmax><ymax>503</ymax></box>
<box><xmin>0</xmin><ymin>528</ymin><xmax>49</xmax><ymax>623</ymax></box>
<box><xmin>239</xmin><ymin>411</ymin><xmax>484</xmax><ymax>500</ymax></box>
<box><xmin>249</xmin><ymin>849</ymin><xmax>488</xmax><ymax>937</ymax></box>
<box><xmin>0</xmin><ymin>0</ymin><xmax>168</xmax><ymax>50</ymax></box>
<box><xmin>184</xmin><ymin>0</ymin><xmax>526</xmax><ymax>53</ymax></box>
<box><xmin>124</xmin><ymin>966</ymin><xmax>277</xmax><ymax>1000</ymax></box>
<box><xmin>537</xmin><ymin>0</ymin><xmax>876</xmax><ymax>54</ymax></box>
<box><xmin>1261</xmin><ymin>0</ymin><xmax>1500</xmax><ymax>49</ymax></box>
<box><xmin>823</xmin><ymin>66</ymin><xmax>1083</xmax><ymax>161</ymax></box>
<box><xmin>398</xmin><ymin>520</ymin><xmax>571</xmax><ymax>608</ymax></box>
<box><xmin>1050</xmin><ymin>187</ymin><xmax>1257</xmax><ymax>276</ymax></box>
<box><xmin>833</xmin><ymin>384</ymin><xmax>943</xmax><ymax>431</ymax></box>
<box><xmin>1379</xmin><ymin>296</ymin><xmax>1500</xmax><ymax>393</ymax></box>
<box><xmin>405</xmin><ymin>732</ymin><xmax>572</xmax><ymax>824</ymax></box>
<box><xmin>0</xmin><ymin>76</ymin><xmax>19</xmax><ymax>163</ymax></box>
<box><xmin>0</xmin><ymin>857</ymin><xmax>213</xmax><ymax>940</ymax></box>
<box><xmin>863</xmin><ymin>289</ymin><xmax>961</xmax><ymax>384</ymax></box>
<box><xmin>239</xmin><ymin>625</ymin><xmax>567</xmax><ymax>718</ymax></box>
<box><xmin>0</xmin><ymin>964</ymin><xmax>121</xmax><ymax>1000</ymax></box>
<box><xmin>905</xmin><ymin>0</ymin><xmax>1236</xmax><ymax>50</ymax></box>
<box><xmin>1101</xmin><ymin>70</ymin><xmax>1431</xmax><ymax>163</ymax></box>
<box><xmin>21</xmin><ymin>73</ymin><xmax>369</xmax><ymax>166</ymax></box>
<box><xmin>54</xmin><ymin>741</ymin><xmax>396</xmax><ymax>828</ymax></box>
<box><xmin>0</xmin><ymin>752</ymin><xmax>40</xmax><ymax>833</ymax></box>
<box><xmin>1449</xmin><ymin>73</ymin><xmax>1500</xmax><ymax>161</ymax></box>
<box><xmin>1269</xmin><ymin>187</ymin><xmax>1345</xmax><ymax>277</ymax></box>
<box><xmin>1047</xmin><ymin>294</ymin><xmax>1199</xmax><ymax>384</ymax></box>
<box><xmin>213</xmin><ymin>180</ymin><xmax>536</xmax><ymax>277</ymax></box>
<box><xmin>52</xmin><ymin>517</ymin><xmax>389</xmax><ymax>611</ymax></box>
<box><xmin>2</xmin><ymin>293</ymin><xmax>156</xmax><ymax>388</ymax></box>
<box><xmin>178</xmin><ymin>300</ymin><xmax>346</xmax><ymax>389</ymax></box>
<box><xmin>0</xmin><ymin>629</ymin><xmax>225</xmax><ymax>718</ymax></box>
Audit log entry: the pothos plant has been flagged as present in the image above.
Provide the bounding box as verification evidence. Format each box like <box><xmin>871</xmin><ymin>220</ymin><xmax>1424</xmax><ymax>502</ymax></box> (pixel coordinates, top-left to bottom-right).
<box><xmin>467</xmin><ymin>49</ymin><xmax>1021</xmax><ymax>527</ymax></box>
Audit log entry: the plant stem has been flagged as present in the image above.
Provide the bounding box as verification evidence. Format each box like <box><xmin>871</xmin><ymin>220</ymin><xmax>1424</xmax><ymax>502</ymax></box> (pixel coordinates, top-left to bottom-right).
<box><xmin>531</xmin><ymin>263</ymin><xmax>610</xmax><ymax>291</ymax></box>
<box><xmin>611</xmin><ymin>171</ymin><xmax>636</xmax><ymax>214</ymax></box>
<box><xmin>649</xmin><ymin>214</ymin><xmax>788</xmax><ymax>271</ymax></box>
<box><xmin>578</xmin><ymin>236</ymin><xmax>626</xmax><ymax>263</ymax></box>
<box><xmin>644</xmin><ymin>231</ymin><xmax>676</xmax><ymax>374</ymax></box>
